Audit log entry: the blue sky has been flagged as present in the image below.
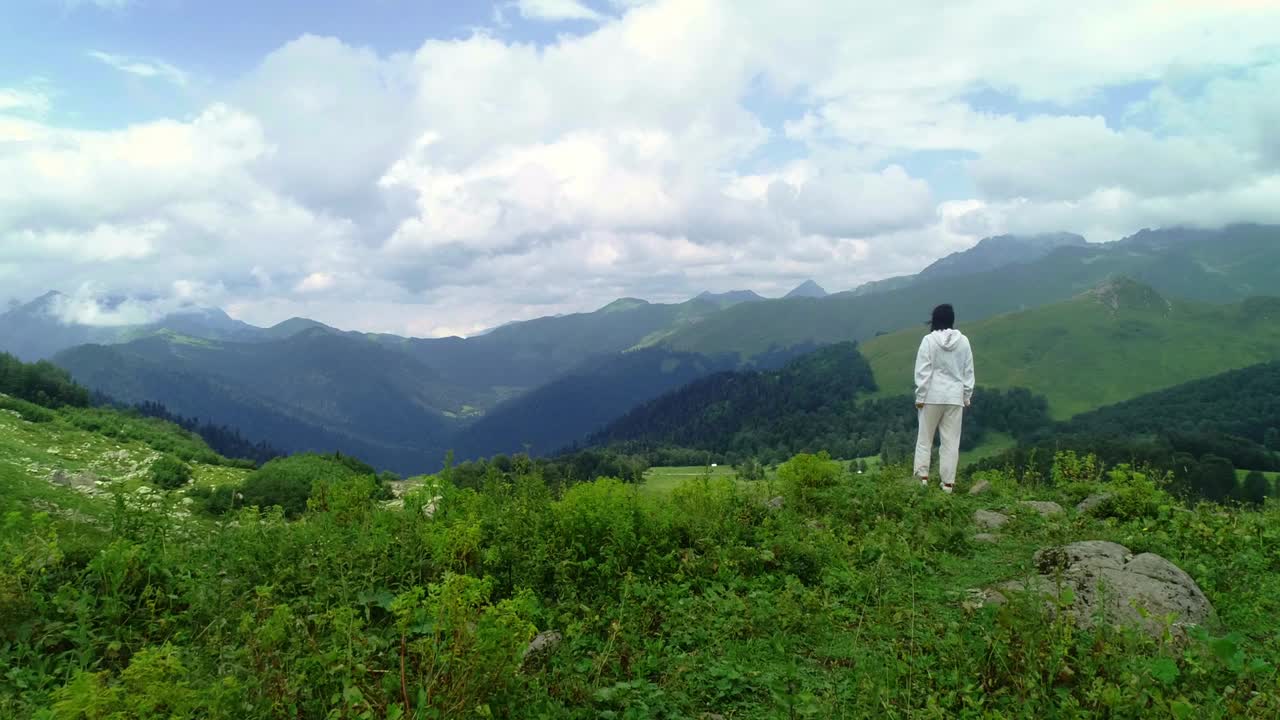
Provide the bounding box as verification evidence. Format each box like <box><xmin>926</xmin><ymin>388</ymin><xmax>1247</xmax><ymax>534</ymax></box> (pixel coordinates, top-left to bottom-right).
<box><xmin>3</xmin><ymin>0</ymin><xmax>1279</xmax><ymax>336</ymax></box>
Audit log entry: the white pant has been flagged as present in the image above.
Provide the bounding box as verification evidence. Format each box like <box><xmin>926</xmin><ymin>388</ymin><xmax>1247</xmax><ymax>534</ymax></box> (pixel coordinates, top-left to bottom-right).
<box><xmin>914</xmin><ymin>404</ymin><xmax>963</xmax><ymax>487</ymax></box>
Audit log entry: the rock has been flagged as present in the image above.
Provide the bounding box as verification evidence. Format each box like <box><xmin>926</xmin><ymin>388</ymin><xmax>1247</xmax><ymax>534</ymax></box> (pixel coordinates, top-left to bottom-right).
<box><xmin>981</xmin><ymin>541</ymin><xmax>1215</xmax><ymax>639</ymax></box>
<box><xmin>422</xmin><ymin>495</ymin><xmax>443</xmax><ymax>518</ymax></box>
<box><xmin>522</xmin><ymin>630</ymin><xmax>562</xmax><ymax>663</ymax></box>
<box><xmin>969</xmin><ymin>479</ymin><xmax>991</xmax><ymax>495</ymax></box>
<box><xmin>971</xmin><ymin>533</ymin><xmax>1000</xmax><ymax>544</ymax></box>
<box><xmin>765</xmin><ymin>496</ymin><xmax>785</xmax><ymax>510</ymax></box>
<box><xmin>135</xmin><ymin>485</ymin><xmax>154</xmax><ymax>495</ymax></box>
<box><xmin>1075</xmin><ymin>493</ymin><xmax>1114</xmax><ymax>515</ymax></box>
<box><xmin>1018</xmin><ymin>500</ymin><xmax>1064</xmax><ymax>517</ymax></box>
<box><xmin>973</xmin><ymin>509</ymin><xmax>1009</xmax><ymax>530</ymax></box>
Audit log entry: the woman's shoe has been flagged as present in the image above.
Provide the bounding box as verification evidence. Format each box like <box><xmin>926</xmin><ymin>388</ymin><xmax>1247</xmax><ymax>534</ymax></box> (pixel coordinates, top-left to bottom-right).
<box><xmin>941</xmin><ymin>482</ymin><xmax>955</xmax><ymax>494</ymax></box>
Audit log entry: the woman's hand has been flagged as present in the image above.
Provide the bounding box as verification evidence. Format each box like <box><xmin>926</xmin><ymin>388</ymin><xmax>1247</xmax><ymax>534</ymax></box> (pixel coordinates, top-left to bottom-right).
<box><xmin>915</xmin><ymin>402</ymin><xmax>924</xmax><ymax>410</ymax></box>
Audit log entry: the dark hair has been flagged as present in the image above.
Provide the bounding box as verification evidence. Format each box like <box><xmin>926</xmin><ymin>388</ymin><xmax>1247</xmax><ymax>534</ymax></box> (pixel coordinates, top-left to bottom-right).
<box><xmin>929</xmin><ymin>304</ymin><xmax>955</xmax><ymax>332</ymax></box>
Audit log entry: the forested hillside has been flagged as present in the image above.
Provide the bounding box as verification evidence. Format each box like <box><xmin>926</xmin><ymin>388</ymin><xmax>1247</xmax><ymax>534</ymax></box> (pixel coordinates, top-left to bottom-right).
<box><xmin>861</xmin><ymin>280</ymin><xmax>1280</xmax><ymax>418</ymax></box>
<box><xmin>589</xmin><ymin>343</ymin><xmax>1051</xmax><ymax>463</ymax></box>
<box><xmin>451</xmin><ymin>347</ymin><xmax>741</xmax><ymax>459</ymax></box>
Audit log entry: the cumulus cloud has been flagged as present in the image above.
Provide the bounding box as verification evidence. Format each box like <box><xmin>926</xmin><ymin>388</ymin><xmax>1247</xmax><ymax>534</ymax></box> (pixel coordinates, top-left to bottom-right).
<box><xmin>88</xmin><ymin>50</ymin><xmax>189</xmax><ymax>86</ymax></box>
<box><xmin>516</xmin><ymin>0</ymin><xmax>603</xmax><ymax>22</ymax></box>
<box><xmin>5</xmin><ymin>0</ymin><xmax>1280</xmax><ymax>336</ymax></box>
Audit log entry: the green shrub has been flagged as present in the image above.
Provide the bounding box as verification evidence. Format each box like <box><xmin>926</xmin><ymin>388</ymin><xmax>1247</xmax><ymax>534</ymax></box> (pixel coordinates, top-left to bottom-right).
<box><xmin>1091</xmin><ymin>465</ymin><xmax>1169</xmax><ymax>521</ymax></box>
<box><xmin>238</xmin><ymin>453</ymin><xmax>382</xmax><ymax>518</ymax></box>
<box><xmin>186</xmin><ymin>485</ymin><xmax>237</xmax><ymax>516</ymax></box>
<box><xmin>777</xmin><ymin>451</ymin><xmax>842</xmax><ymax>508</ymax></box>
<box><xmin>149</xmin><ymin>455</ymin><xmax>192</xmax><ymax>490</ymax></box>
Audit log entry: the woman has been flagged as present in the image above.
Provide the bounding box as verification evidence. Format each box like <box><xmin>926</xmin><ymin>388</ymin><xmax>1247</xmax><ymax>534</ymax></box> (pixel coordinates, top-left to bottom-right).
<box><xmin>913</xmin><ymin>304</ymin><xmax>975</xmax><ymax>493</ymax></box>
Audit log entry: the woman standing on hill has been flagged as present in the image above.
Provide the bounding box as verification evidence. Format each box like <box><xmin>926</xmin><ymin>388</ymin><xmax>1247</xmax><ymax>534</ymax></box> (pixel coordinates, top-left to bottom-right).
<box><xmin>913</xmin><ymin>304</ymin><xmax>975</xmax><ymax>494</ymax></box>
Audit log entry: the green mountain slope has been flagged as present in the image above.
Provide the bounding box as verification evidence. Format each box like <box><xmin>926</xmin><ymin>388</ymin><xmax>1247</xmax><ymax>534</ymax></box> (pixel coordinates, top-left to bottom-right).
<box><xmin>452</xmin><ymin>347</ymin><xmax>741</xmax><ymax>458</ymax></box>
<box><xmin>53</xmin><ymin>331</ymin><xmax>458</xmax><ymax>473</ymax></box>
<box><xmin>860</xmin><ymin>279</ymin><xmax>1280</xmax><ymax>419</ymax></box>
<box><xmin>654</xmin><ymin>224</ymin><xmax>1280</xmax><ymax>360</ymax></box>
<box><xmin>1056</xmin><ymin>360</ymin><xmax>1280</xmax><ymax>470</ymax></box>
<box><xmin>587</xmin><ymin>343</ymin><xmax>1051</xmax><ymax>463</ymax></box>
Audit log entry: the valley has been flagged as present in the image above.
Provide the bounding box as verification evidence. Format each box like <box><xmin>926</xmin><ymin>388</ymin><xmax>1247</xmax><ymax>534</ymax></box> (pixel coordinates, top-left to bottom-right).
<box><xmin>6</xmin><ymin>224</ymin><xmax>1279</xmax><ymax>475</ymax></box>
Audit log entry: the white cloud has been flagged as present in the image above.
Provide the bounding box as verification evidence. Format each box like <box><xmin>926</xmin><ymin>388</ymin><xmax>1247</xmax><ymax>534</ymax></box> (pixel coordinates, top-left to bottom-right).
<box><xmin>295</xmin><ymin>272</ymin><xmax>337</xmax><ymax>293</ymax></box>
<box><xmin>971</xmin><ymin>114</ymin><xmax>1257</xmax><ymax>201</ymax></box>
<box><xmin>88</xmin><ymin>50</ymin><xmax>189</xmax><ymax>86</ymax></box>
<box><xmin>6</xmin><ymin>0</ymin><xmax>1280</xmax><ymax>337</ymax></box>
<box><xmin>3</xmin><ymin>221</ymin><xmax>165</xmax><ymax>263</ymax></box>
<box><xmin>49</xmin><ymin>285</ymin><xmax>177</xmax><ymax>327</ymax></box>
<box><xmin>516</xmin><ymin>0</ymin><xmax>603</xmax><ymax>22</ymax></box>
<box><xmin>0</xmin><ymin>88</ymin><xmax>51</xmax><ymax>114</ymax></box>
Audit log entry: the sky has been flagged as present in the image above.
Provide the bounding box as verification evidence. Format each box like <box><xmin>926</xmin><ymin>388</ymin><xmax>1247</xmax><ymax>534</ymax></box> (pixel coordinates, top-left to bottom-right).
<box><xmin>2</xmin><ymin>0</ymin><xmax>1279</xmax><ymax>337</ymax></box>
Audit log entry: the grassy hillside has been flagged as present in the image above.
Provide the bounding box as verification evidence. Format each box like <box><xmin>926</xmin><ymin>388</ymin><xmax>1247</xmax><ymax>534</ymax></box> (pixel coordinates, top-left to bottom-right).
<box><xmin>861</xmin><ymin>280</ymin><xmax>1280</xmax><ymax>419</ymax></box>
<box><xmin>4</xmin><ymin>433</ymin><xmax>1280</xmax><ymax>716</ymax></box>
<box><xmin>656</xmin><ymin>224</ymin><xmax>1280</xmax><ymax>360</ymax></box>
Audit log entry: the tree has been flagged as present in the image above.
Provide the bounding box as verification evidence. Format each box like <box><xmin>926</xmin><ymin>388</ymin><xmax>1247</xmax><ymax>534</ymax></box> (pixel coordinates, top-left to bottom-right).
<box><xmin>734</xmin><ymin>457</ymin><xmax>765</xmax><ymax>483</ymax></box>
<box><xmin>150</xmin><ymin>455</ymin><xmax>193</xmax><ymax>490</ymax></box>
<box><xmin>1242</xmin><ymin>471</ymin><xmax>1271</xmax><ymax>506</ymax></box>
<box><xmin>1190</xmin><ymin>455</ymin><xmax>1236</xmax><ymax>503</ymax></box>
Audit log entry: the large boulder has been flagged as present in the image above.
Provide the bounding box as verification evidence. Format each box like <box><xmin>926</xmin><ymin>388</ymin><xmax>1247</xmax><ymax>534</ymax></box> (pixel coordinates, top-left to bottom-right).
<box><xmin>522</xmin><ymin>630</ymin><xmax>562</xmax><ymax>665</ymax></box>
<box><xmin>980</xmin><ymin>541</ymin><xmax>1215</xmax><ymax>639</ymax></box>
<box><xmin>1075</xmin><ymin>493</ymin><xmax>1114</xmax><ymax>515</ymax></box>
<box><xmin>974</xmin><ymin>509</ymin><xmax>1009</xmax><ymax>530</ymax></box>
<box><xmin>1018</xmin><ymin>500</ymin><xmax>1064</xmax><ymax>517</ymax></box>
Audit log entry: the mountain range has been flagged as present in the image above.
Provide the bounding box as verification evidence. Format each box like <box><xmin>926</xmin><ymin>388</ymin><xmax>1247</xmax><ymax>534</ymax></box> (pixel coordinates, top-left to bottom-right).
<box><xmin>5</xmin><ymin>224</ymin><xmax>1278</xmax><ymax>473</ymax></box>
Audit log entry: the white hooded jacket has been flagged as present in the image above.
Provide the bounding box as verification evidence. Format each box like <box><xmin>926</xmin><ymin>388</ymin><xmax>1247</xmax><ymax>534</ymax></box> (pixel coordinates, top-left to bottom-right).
<box><xmin>914</xmin><ymin>329</ymin><xmax>975</xmax><ymax>407</ymax></box>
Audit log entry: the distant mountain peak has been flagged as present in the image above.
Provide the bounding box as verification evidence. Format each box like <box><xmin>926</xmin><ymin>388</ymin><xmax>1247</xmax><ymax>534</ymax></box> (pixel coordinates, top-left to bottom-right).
<box><xmin>784</xmin><ymin>280</ymin><xmax>828</xmax><ymax>299</ymax></box>
<box><xmin>693</xmin><ymin>290</ymin><xmax>765</xmax><ymax>309</ymax></box>
<box><xmin>13</xmin><ymin>290</ymin><xmax>65</xmax><ymax>315</ymax></box>
<box><xmin>920</xmin><ymin>232</ymin><xmax>1088</xmax><ymax>280</ymax></box>
<box><xmin>602</xmin><ymin>298</ymin><xmax>650</xmax><ymax>313</ymax></box>
<box><xmin>1083</xmin><ymin>276</ymin><xmax>1171</xmax><ymax>314</ymax></box>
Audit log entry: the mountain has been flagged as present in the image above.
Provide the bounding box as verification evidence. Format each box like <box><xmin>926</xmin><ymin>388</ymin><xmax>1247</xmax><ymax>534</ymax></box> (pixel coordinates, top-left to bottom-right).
<box><xmin>919</xmin><ymin>232</ymin><xmax>1088</xmax><ymax>279</ymax></box>
<box><xmin>0</xmin><ymin>291</ymin><xmax>261</xmax><ymax>361</ymax></box>
<box><xmin>859</xmin><ymin>279</ymin><xmax>1280</xmax><ymax>419</ymax></box>
<box><xmin>260</xmin><ymin>317</ymin><xmax>337</xmax><ymax>340</ymax></box>
<box><xmin>652</xmin><ymin>224</ymin><xmax>1280</xmax><ymax>361</ymax></box>
<box><xmin>47</xmin><ymin>296</ymin><xmax>735</xmax><ymax>472</ymax></box>
<box><xmin>784</xmin><ymin>280</ymin><xmax>828</xmax><ymax>299</ymax></box>
<box><xmin>53</xmin><ymin>330</ymin><xmax>459</xmax><ymax>474</ymax></box>
<box><xmin>450</xmin><ymin>347</ymin><xmax>741</xmax><ymax>459</ymax></box>
<box><xmin>585</xmin><ymin>342</ymin><xmax>1050</xmax><ymax>463</ymax></box>
<box><xmin>1057</xmin><ymin>360</ymin><xmax>1280</xmax><ymax>470</ymax></box>
<box><xmin>694</xmin><ymin>290</ymin><xmax>767</xmax><ymax>309</ymax></box>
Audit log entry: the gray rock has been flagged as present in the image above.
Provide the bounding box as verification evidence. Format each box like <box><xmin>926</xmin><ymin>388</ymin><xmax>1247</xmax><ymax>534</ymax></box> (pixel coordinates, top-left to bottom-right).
<box><xmin>981</xmin><ymin>541</ymin><xmax>1215</xmax><ymax>640</ymax></box>
<box><xmin>765</xmin><ymin>496</ymin><xmax>785</xmax><ymax>510</ymax></box>
<box><xmin>971</xmin><ymin>533</ymin><xmax>1000</xmax><ymax>544</ymax></box>
<box><xmin>968</xmin><ymin>479</ymin><xmax>991</xmax><ymax>495</ymax></box>
<box><xmin>522</xmin><ymin>630</ymin><xmax>562</xmax><ymax>663</ymax></box>
<box><xmin>1075</xmin><ymin>493</ymin><xmax>1114</xmax><ymax>515</ymax></box>
<box><xmin>974</xmin><ymin>509</ymin><xmax>1009</xmax><ymax>530</ymax></box>
<box><xmin>1018</xmin><ymin>500</ymin><xmax>1064</xmax><ymax>517</ymax></box>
